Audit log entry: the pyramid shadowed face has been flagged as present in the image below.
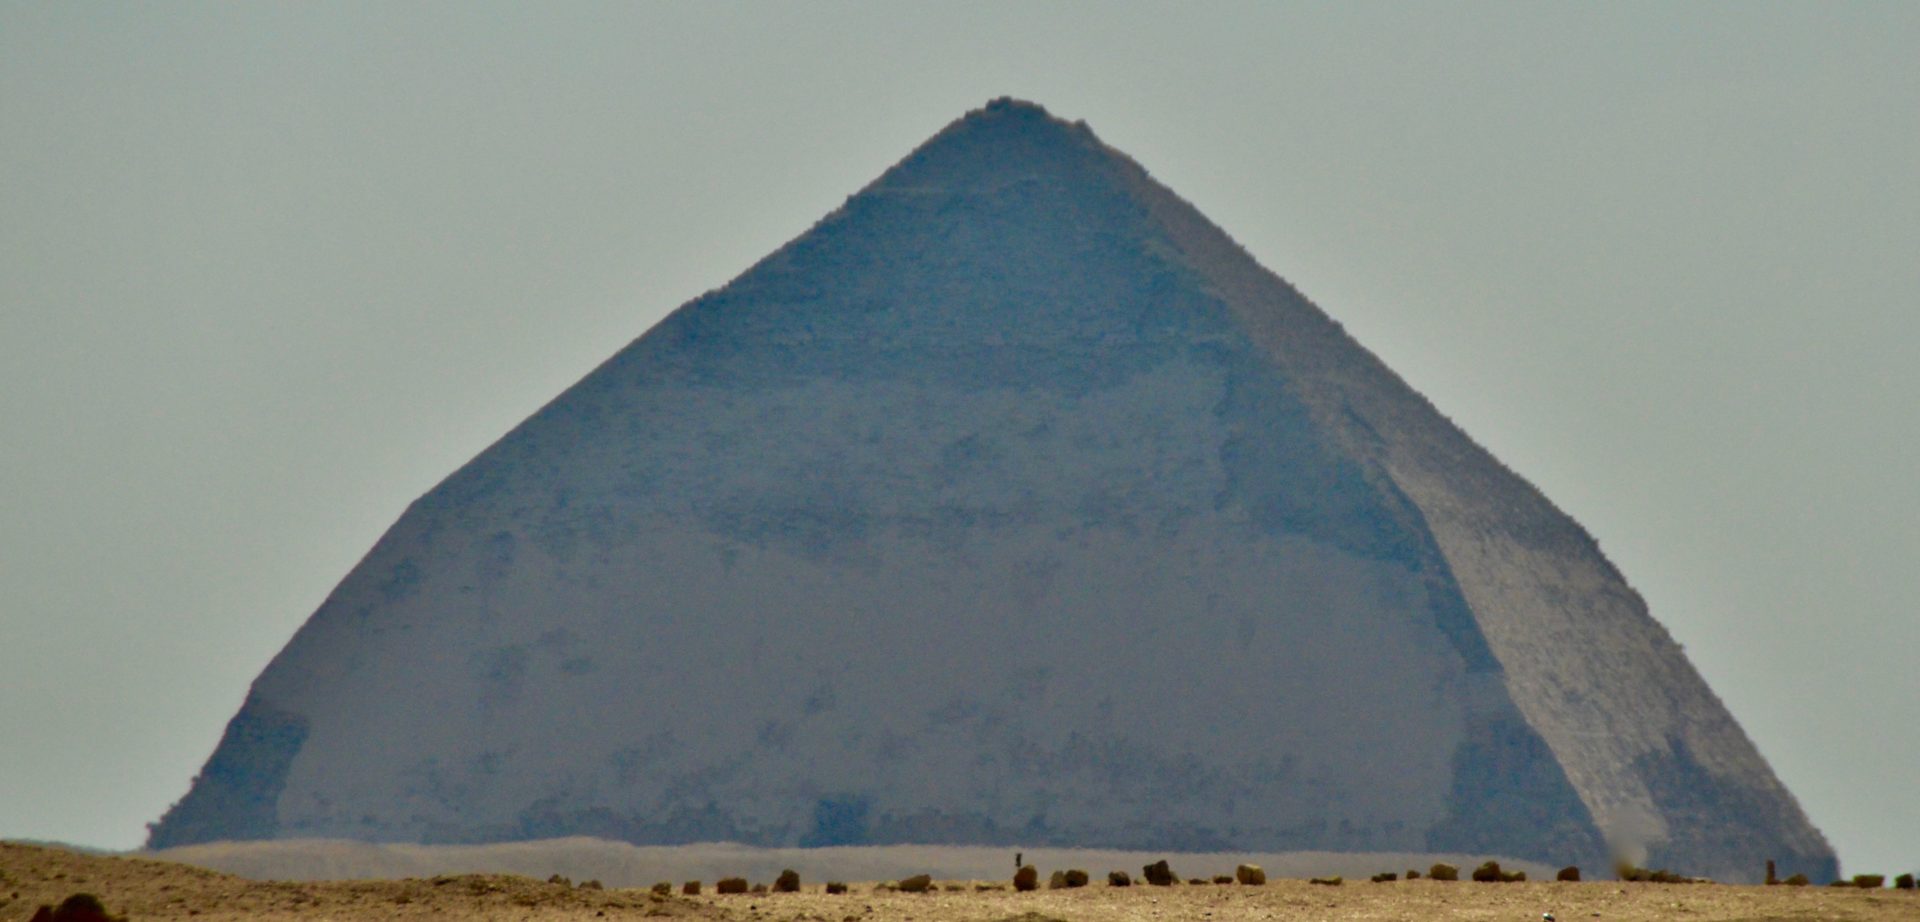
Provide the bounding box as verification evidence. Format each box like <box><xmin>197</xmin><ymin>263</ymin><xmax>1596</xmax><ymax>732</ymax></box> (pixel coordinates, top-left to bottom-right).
<box><xmin>148</xmin><ymin>98</ymin><xmax>1834</xmax><ymax>885</ymax></box>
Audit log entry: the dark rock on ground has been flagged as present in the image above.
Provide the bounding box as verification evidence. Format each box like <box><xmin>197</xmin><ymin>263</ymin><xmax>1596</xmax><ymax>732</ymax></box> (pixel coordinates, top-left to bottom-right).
<box><xmin>1143</xmin><ymin>861</ymin><xmax>1176</xmax><ymax>886</ymax></box>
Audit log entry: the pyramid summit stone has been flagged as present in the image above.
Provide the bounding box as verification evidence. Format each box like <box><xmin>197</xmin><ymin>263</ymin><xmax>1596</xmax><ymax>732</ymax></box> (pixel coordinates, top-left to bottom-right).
<box><xmin>149</xmin><ymin>99</ymin><xmax>1834</xmax><ymax>883</ymax></box>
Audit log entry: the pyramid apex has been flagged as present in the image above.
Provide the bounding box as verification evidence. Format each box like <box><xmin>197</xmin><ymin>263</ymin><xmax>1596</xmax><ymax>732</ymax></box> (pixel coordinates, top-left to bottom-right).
<box><xmin>864</xmin><ymin>98</ymin><xmax>1107</xmax><ymax>195</ymax></box>
<box><xmin>949</xmin><ymin>97</ymin><xmax>1087</xmax><ymax>137</ymax></box>
<box><xmin>980</xmin><ymin>96</ymin><xmax>1050</xmax><ymax>114</ymax></box>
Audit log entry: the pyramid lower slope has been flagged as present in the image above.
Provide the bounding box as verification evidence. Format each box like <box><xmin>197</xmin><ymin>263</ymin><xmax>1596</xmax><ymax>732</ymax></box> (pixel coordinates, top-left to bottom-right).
<box><xmin>150</xmin><ymin>100</ymin><xmax>1833</xmax><ymax>883</ymax></box>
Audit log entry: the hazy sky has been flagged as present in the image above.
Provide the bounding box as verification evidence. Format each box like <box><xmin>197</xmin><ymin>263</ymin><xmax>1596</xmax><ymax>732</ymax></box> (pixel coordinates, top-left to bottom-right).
<box><xmin>3</xmin><ymin>3</ymin><xmax>1914</xmax><ymax>875</ymax></box>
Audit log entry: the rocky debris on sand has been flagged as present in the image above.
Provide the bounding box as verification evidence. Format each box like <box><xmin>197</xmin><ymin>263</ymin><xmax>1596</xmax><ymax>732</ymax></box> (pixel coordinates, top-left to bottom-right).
<box><xmin>28</xmin><ymin>894</ymin><xmax>122</xmax><ymax>922</ymax></box>
<box><xmin>1142</xmin><ymin>860</ymin><xmax>1176</xmax><ymax>886</ymax></box>
<box><xmin>1473</xmin><ymin>861</ymin><xmax>1526</xmax><ymax>882</ymax></box>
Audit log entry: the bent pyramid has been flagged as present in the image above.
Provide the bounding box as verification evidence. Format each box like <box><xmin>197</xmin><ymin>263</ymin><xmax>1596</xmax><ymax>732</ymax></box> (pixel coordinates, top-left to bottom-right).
<box><xmin>150</xmin><ymin>99</ymin><xmax>1834</xmax><ymax>882</ymax></box>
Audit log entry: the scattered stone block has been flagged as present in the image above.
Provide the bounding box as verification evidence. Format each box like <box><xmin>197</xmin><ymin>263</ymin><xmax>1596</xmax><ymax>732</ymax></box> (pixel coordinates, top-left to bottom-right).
<box><xmin>1142</xmin><ymin>860</ymin><xmax>1176</xmax><ymax>886</ymax></box>
<box><xmin>897</xmin><ymin>874</ymin><xmax>934</xmax><ymax>893</ymax></box>
<box><xmin>1108</xmin><ymin>871</ymin><xmax>1132</xmax><ymax>887</ymax></box>
<box><xmin>1619</xmin><ymin>865</ymin><xmax>1704</xmax><ymax>884</ymax></box>
<box><xmin>825</xmin><ymin>882</ymin><xmax>849</xmax><ymax>895</ymax></box>
<box><xmin>1429</xmin><ymin>863</ymin><xmax>1458</xmax><ymax>881</ymax></box>
<box><xmin>1235</xmin><ymin>864</ymin><xmax>1265</xmax><ymax>886</ymax></box>
<box><xmin>32</xmin><ymin>894</ymin><xmax>121</xmax><ymax>922</ymax></box>
<box><xmin>682</xmin><ymin>881</ymin><xmax>701</xmax><ymax>895</ymax></box>
<box><xmin>774</xmin><ymin>869</ymin><xmax>801</xmax><ymax>893</ymax></box>
<box><xmin>1064</xmin><ymin>870</ymin><xmax>1089</xmax><ymax>888</ymax></box>
<box><xmin>1014</xmin><ymin>865</ymin><xmax>1038</xmax><ymax>892</ymax></box>
<box><xmin>1309</xmin><ymin>876</ymin><xmax>1343</xmax><ymax>886</ymax></box>
<box><xmin>1557</xmin><ymin>866</ymin><xmax>1581</xmax><ymax>882</ymax></box>
<box><xmin>715</xmin><ymin>877</ymin><xmax>749</xmax><ymax>895</ymax></box>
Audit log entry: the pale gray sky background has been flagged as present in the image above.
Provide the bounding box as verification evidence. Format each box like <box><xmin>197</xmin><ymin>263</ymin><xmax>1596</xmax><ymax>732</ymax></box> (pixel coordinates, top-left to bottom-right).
<box><xmin>2</xmin><ymin>3</ymin><xmax>1914</xmax><ymax>876</ymax></box>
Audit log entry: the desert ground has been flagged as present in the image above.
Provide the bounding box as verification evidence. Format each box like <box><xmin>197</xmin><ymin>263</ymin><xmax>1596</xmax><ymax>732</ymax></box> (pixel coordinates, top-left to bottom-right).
<box><xmin>4</xmin><ymin>841</ymin><xmax>1915</xmax><ymax>922</ymax></box>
